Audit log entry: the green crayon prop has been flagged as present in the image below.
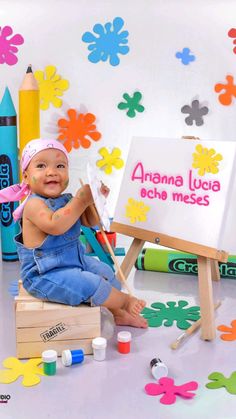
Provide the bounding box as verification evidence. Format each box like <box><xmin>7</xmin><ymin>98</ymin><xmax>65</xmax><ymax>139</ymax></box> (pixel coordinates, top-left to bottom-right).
<box><xmin>0</xmin><ymin>87</ymin><xmax>19</xmax><ymax>261</ymax></box>
<box><xmin>135</xmin><ymin>248</ymin><xmax>236</xmax><ymax>279</ymax></box>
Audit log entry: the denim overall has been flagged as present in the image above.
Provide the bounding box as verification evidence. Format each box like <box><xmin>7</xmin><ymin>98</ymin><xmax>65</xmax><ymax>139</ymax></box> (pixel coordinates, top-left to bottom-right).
<box><xmin>15</xmin><ymin>193</ymin><xmax>121</xmax><ymax>306</ymax></box>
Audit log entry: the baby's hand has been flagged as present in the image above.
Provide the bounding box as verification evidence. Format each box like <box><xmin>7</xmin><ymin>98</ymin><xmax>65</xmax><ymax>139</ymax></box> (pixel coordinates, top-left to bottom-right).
<box><xmin>75</xmin><ymin>184</ymin><xmax>94</xmax><ymax>206</ymax></box>
<box><xmin>100</xmin><ymin>182</ymin><xmax>110</xmax><ymax>198</ymax></box>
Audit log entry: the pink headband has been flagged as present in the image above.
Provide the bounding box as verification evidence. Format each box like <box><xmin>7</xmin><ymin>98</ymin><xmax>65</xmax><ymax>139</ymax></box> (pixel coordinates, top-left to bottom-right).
<box><xmin>0</xmin><ymin>139</ymin><xmax>69</xmax><ymax>221</ymax></box>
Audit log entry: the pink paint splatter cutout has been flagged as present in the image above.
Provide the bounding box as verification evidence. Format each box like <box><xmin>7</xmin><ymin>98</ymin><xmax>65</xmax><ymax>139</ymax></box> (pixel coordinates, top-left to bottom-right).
<box><xmin>145</xmin><ymin>377</ymin><xmax>198</xmax><ymax>405</ymax></box>
<box><xmin>0</xmin><ymin>26</ymin><xmax>24</xmax><ymax>66</ymax></box>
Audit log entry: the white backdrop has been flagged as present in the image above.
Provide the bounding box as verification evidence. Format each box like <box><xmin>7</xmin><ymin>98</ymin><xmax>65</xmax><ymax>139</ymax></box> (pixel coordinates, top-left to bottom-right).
<box><xmin>1</xmin><ymin>0</ymin><xmax>236</xmax><ymax>221</ymax></box>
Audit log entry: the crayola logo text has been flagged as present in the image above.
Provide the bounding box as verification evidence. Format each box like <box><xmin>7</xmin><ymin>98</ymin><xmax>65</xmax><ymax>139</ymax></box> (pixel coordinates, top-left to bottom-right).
<box><xmin>0</xmin><ymin>155</ymin><xmax>14</xmax><ymax>227</ymax></box>
<box><xmin>169</xmin><ymin>258</ymin><xmax>236</xmax><ymax>278</ymax></box>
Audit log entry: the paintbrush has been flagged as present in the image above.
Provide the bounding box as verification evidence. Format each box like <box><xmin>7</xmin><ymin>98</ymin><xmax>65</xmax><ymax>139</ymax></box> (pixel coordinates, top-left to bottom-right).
<box><xmin>79</xmin><ymin>179</ymin><xmax>133</xmax><ymax>296</ymax></box>
<box><xmin>170</xmin><ymin>301</ymin><xmax>221</xmax><ymax>350</ymax></box>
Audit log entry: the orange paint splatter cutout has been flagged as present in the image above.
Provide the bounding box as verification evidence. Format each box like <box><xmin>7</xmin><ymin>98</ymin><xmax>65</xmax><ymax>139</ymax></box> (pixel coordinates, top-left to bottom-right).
<box><xmin>57</xmin><ymin>109</ymin><xmax>101</xmax><ymax>152</ymax></box>
<box><xmin>217</xmin><ymin>320</ymin><xmax>236</xmax><ymax>341</ymax></box>
<box><xmin>215</xmin><ymin>75</ymin><xmax>236</xmax><ymax>105</ymax></box>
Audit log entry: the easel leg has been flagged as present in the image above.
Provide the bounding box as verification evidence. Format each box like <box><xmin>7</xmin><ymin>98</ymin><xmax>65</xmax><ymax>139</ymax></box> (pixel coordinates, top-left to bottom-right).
<box><xmin>210</xmin><ymin>259</ymin><xmax>221</xmax><ymax>281</ymax></box>
<box><xmin>117</xmin><ymin>238</ymin><xmax>145</xmax><ymax>281</ymax></box>
<box><xmin>197</xmin><ymin>256</ymin><xmax>215</xmax><ymax>340</ymax></box>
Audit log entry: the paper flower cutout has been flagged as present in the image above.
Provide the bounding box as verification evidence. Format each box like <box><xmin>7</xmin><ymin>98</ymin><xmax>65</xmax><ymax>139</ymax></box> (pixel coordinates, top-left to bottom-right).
<box><xmin>0</xmin><ymin>25</ymin><xmax>24</xmax><ymax>66</ymax></box>
<box><xmin>34</xmin><ymin>65</ymin><xmax>69</xmax><ymax>110</ymax></box>
<box><xmin>125</xmin><ymin>198</ymin><xmax>150</xmax><ymax>223</ymax></box>
<box><xmin>0</xmin><ymin>357</ymin><xmax>44</xmax><ymax>387</ymax></box>
<box><xmin>175</xmin><ymin>48</ymin><xmax>195</xmax><ymax>65</ymax></box>
<box><xmin>192</xmin><ymin>144</ymin><xmax>223</xmax><ymax>176</ymax></box>
<box><xmin>228</xmin><ymin>28</ymin><xmax>236</xmax><ymax>54</ymax></box>
<box><xmin>141</xmin><ymin>300</ymin><xmax>200</xmax><ymax>329</ymax></box>
<box><xmin>181</xmin><ymin>100</ymin><xmax>208</xmax><ymax>126</ymax></box>
<box><xmin>206</xmin><ymin>372</ymin><xmax>236</xmax><ymax>395</ymax></box>
<box><xmin>82</xmin><ymin>17</ymin><xmax>129</xmax><ymax>66</ymax></box>
<box><xmin>145</xmin><ymin>377</ymin><xmax>198</xmax><ymax>405</ymax></box>
<box><xmin>96</xmin><ymin>147</ymin><xmax>124</xmax><ymax>174</ymax></box>
<box><xmin>118</xmin><ymin>91</ymin><xmax>145</xmax><ymax>118</ymax></box>
<box><xmin>58</xmin><ymin>109</ymin><xmax>101</xmax><ymax>152</ymax></box>
<box><xmin>217</xmin><ymin>320</ymin><xmax>236</xmax><ymax>341</ymax></box>
<box><xmin>215</xmin><ymin>75</ymin><xmax>236</xmax><ymax>106</ymax></box>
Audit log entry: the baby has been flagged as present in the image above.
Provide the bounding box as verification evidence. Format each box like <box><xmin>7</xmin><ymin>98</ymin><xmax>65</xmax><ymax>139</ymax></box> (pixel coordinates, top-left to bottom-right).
<box><xmin>0</xmin><ymin>139</ymin><xmax>147</xmax><ymax>328</ymax></box>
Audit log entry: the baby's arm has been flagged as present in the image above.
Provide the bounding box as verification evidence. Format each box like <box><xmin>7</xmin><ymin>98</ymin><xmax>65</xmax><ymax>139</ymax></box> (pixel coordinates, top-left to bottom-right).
<box><xmin>24</xmin><ymin>185</ymin><xmax>93</xmax><ymax>235</ymax></box>
<box><xmin>80</xmin><ymin>206</ymin><xmax>99</xmax><ymax>227</ymax></box>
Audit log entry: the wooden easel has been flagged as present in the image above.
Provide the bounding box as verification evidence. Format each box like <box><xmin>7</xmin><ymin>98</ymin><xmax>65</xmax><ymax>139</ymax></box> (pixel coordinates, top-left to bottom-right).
<box><xmin>111</xmin><ymin>220</ymin><xmax>228</xmax><ymax>341</ymax></box>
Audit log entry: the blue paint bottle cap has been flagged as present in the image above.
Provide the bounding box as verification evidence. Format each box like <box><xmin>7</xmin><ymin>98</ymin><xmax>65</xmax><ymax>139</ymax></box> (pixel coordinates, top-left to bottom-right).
<box><xmin>62</xmin><ymin>349</ymin><xmax>84</xmax><ymax>367</ymax></box>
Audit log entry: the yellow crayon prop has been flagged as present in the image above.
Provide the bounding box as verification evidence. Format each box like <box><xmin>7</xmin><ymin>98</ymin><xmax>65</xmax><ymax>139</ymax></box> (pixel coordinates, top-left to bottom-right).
<box><xmin>19</xmin><ymin>64</ymin><xmax>40</xmax><ymax>159</ymax></box>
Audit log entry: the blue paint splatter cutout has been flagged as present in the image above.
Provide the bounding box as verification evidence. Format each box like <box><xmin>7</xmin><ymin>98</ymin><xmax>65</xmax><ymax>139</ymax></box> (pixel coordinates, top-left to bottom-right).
<box><xmin>176</xmin><ymin>48</ymin><xmax>195</xmax><ymax>65</ymax></box>
<box><xmin>82</xmin><ymin>17</ymin><xmax>129</xmax><ymax>66</ymax></box>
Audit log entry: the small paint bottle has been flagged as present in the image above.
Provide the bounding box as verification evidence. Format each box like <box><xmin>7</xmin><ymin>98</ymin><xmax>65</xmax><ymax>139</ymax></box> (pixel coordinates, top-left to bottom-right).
<box><xmin>117</xmin><ymin>331</ymin><xmax>132</xmax><ymax>354</ymax></box>
<box><xmin>61</xmin><ymin>349</ymin><xmax>84</xmax><ymax>367</ymax></box>
<box><xmin>42</xmin><ymin>350</ymin><xmax>57</xmax><ymax>376</ymax></box>
<box><xmin>150</xmin><ymin>358</ymin><xmax>168</xmax><ymax>380</ymax></box>
<box><xmin>92</xmin><ymin>337</ymin><xmax>107</xmax><ymax>361</ymax></box>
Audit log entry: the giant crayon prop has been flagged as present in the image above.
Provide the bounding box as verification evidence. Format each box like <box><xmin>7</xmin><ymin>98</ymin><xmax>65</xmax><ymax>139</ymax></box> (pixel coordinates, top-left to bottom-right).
<box><xmin>19</xmin><ymin>64</ymin><xmax>39</xmax><ymax>158</ymax></box>
<box><xmin>0</xmin><ymin>87</ymin><xmax>19</xmax><ymax>261</ymax></box>
<box><xmin>135</xmin><ymin>248</ymin><xmax>236</xmax><ymax>279</ymax></box>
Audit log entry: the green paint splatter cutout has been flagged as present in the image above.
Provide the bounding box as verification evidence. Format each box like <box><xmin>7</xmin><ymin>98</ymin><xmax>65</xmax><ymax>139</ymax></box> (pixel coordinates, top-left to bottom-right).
<box><xmin>206</xmin><ymin>372</ymin><xmax>236</xmax><ymax>395</ymax></box>
<box><xmin>141</xmin><ymin>300</ymin><xmax>200</xmax><ymax>329</ymax></box>
<box><xmin>117</xmin><ymin>91</ymin><xmax>144</xmax><ymax>118</ymax></box>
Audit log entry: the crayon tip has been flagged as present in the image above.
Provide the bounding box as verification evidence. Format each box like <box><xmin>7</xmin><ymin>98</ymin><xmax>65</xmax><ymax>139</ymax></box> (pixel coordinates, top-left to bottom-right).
<box><xmin>0</xmin><ymin>87</ymin><xmax>16</xmax><ymax>117</ymax></box>
<box><xmin>26</xmin><ymin>64</ymin><xmax>33</xmax><ymax>73</ymax></box>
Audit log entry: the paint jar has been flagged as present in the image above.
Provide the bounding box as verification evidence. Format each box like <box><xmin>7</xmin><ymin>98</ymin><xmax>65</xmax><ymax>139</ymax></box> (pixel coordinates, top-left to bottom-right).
<box><xmin>92</xmin><ymin>337</ymin><xmax>107</xmax><ymax>361</ymax></box>
<box><xmin>61</xmin><ymin>349</ymin><xmax>84</xmax><ymax>367</ymax></box>
<box><xmin>117</xmin><ymin>331</ymin><xmax>132</xmax><ymax>354</ymax></box>
<box><xmin>150</xmin><ymin>358</ymin><xmax>168</xmax><ymax>380</ymax></box>
<box><xmin>96</xmin><ymin>231</ymin><xmax>117</xmax><ymax>251</ymax></box>
<box><xmin>42</xmin><ymin>350</ymin><xmax>57</xmax><ymax>376</ymax></box>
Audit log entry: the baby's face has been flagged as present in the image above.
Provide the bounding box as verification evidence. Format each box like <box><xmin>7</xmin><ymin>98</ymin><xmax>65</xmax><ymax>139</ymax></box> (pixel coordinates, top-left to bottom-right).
<box><xmin>23</xmin><ymin>149</ymin><xmax>69</xmax><ymax>198</ymax></box>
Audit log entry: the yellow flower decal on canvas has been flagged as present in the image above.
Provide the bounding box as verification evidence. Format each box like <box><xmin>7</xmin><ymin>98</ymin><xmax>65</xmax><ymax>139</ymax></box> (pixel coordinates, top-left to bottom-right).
<box><xmin>96</xmin><ymin>147</ymin><xmax>124</xmax><ymax>174</ymax></box>
<box><xmin>192</xmin><ymin>144</ymin><xmax>223</xmax><ymax>176</ymax></box>
<box><xmin>0</xmin><ymin>357</ymin><xmax>44</xmax><ymax>387</ymax></box>
<box><xmin>34</xmin><ymin>65</ymin><xmax>69</xmax><ymax>110</ymax></box>
<box><xmin>126</xmin><ymin>198</ymin><xmax>150</xmax><ymax>223</ymax></box>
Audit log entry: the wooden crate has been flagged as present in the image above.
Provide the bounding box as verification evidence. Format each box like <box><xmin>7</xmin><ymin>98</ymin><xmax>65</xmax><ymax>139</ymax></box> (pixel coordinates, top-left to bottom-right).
<box><xmin>15</xmin><ymin>281</ymin><xmax>101</xmax><ymax>359</ymax></box>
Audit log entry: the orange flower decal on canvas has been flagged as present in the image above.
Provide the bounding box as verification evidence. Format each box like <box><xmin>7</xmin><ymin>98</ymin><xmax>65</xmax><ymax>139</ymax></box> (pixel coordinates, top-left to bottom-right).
<box><xmin>57</xmin><ymin>109</ymin><xmax>101</xmax><ymax>152</ymax></box>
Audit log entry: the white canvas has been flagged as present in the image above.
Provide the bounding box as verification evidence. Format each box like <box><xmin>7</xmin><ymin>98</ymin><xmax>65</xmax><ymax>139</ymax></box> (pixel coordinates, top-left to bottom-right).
<box><xmin>113</xmin><ymin>137</ymin><xmax>236</xmax><ymax>251</ymax></box>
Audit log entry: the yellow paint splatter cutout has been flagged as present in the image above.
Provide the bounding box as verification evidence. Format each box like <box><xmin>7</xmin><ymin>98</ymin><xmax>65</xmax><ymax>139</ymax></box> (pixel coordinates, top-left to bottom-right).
<box><xmin>96</xmin><ymin>147</ymin><xmax>124</xmax><ymax>174</ymax></box>
<box><xmin>34</xmin><ymin>65</ymin><xmax>69</xmax><ymax>110</ymax></box>
<box><xmin>192</xmin><ymin>144</ymin><xmax>223</xmax><ymax>176</ymax></box>
<box><xmin>125</xmin><ymin>198</ymin><xmax>150</xmax><ymax>223</ymax></box>
<box><xmin>0</xmin><ymin>357</ymin><xmax>44</xmax><ymax>387</ymax></box>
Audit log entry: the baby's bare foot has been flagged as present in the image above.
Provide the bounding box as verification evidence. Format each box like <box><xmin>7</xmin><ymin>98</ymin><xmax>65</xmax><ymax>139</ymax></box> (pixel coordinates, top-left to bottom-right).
<box><xmin>114</xmin><ymin>310</ymin><xmax>148</xmax><ymax>328</ymax></box>
<box><xmin>125</xmin><ymin>296</ymin><xmax>146</xmax><ymax>318</ymax></box>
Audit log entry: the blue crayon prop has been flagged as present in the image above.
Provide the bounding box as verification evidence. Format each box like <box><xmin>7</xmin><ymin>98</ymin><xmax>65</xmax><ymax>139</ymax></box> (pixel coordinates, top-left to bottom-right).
<box><xmin>0</xmin><ymin>87</ymin><xmax>20</xmax><ymax>261</ymax></box>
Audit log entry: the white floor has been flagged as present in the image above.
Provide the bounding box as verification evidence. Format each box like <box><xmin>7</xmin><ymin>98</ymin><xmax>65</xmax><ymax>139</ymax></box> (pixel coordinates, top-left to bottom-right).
<box><xmin>0</xmin><ymin>240</ymin><xmax>236</xmax><ymax>419</ymax></box>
